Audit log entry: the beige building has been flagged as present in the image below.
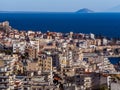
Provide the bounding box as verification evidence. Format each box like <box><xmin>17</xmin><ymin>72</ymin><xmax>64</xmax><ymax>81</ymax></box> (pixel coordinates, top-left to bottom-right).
<box><xmin>84</xmin><ymin>77</ymin><xmax>92</xmax><ymax>89</ymax></box>
<box><xmin>59</xmin><ymin>54</ymin><xmax>68</xmax><ymax>68</ymax></box>
<box><xmin>27</xmin><ymin>46</ymin><xmax>38</xmax><ymax>60</ymax></box>
<box><xmin>96</xmin><ymin>39</ymin><xmax>102</xmax><ymax>46</ymax></box>
<box><xmin>38</xmin><ymin>56</ymin><xmax>53</xmax><ymax>72</ymax></box>
<box><xmin>26</xmin><ymin>62</ymin><xmax>39</xmax><ymax>71</ymax></box>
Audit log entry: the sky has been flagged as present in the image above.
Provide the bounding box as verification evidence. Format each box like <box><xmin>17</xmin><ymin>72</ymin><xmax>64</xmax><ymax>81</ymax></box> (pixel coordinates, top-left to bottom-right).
<box><xmin>0</xmin><ymin>0</ymin><xmax>120</xmax><ymax>12</ymax></box>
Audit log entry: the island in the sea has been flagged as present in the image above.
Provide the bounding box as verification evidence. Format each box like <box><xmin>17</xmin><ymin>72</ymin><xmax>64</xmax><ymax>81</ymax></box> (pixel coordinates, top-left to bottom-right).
<box><xmin>76</xmin><ymin>8</ymin><xmax>94</xmax><ymax>13</ymax></box>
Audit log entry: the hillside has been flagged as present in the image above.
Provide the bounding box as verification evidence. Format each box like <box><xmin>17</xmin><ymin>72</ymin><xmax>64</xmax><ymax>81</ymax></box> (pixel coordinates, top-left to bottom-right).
<box><xmin>76</xmin><ymin>8</ymin><xmax>94</xmax><ymax>13</ymax></box>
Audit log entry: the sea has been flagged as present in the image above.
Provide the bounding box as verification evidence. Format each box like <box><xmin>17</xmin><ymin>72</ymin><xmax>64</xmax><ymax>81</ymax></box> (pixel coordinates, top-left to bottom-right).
<box><xmin>0</xmin><ymin>12</ymin><xmax>120</xmax><ymax>38</ymax></box>
<box><xmin>0</xmin><ymin>12</ymin><xmax>120</xmax><ymax>64</ymax></box>
<box><xmin>109</xmin><ymin>57</ymin><xmax>120</xmax><ymax>65</ymax></box>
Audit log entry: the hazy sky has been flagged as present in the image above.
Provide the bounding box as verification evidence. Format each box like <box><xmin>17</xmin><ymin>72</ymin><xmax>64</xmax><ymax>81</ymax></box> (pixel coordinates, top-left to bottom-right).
<box><xmin>0</xmin><ymin>0</ymin><xmax>120</xmax><ymax>12</ymax></box>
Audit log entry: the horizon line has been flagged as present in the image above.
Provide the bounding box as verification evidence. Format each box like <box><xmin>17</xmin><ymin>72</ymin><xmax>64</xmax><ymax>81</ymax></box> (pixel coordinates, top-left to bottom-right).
<box><xmin>1</xmin><ymin>10</ymin><xmax>120</xmax><ymax>13</ymax></box>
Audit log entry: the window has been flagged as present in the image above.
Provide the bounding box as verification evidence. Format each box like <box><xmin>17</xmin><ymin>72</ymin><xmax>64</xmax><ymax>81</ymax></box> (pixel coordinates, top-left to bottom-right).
<box><xmin>24</xmin><ymin>88</ymin><xmax>28</xmax><ymax>90</ymax></box>
<box><xmin>32</xmin><ymin>88</ymin><xmax>36</xmax><ymax>90</ymax></box>
<box><xmin>86</xmin><ymin>79</ymin><xmax>90</xmax><ymax>82</ymax></box>
<box><xmin>38</xmin><ymin>89</ymin><xmax>42</xmax><ymax>90</ymax></box>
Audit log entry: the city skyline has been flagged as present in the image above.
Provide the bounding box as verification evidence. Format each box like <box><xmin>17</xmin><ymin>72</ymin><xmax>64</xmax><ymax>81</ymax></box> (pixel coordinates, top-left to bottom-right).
<box><xmin>0</xmin><ymin>0</ymin><xmax>120</xmax><ymax>12</ymax></box>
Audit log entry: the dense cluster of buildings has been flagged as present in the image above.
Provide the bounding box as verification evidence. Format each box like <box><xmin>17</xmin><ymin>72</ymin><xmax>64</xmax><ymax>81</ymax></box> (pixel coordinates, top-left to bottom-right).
<box><xmin>0</xmin><ymin>21</ymin><xmax>120</xmax><ymax>90</ymax></box>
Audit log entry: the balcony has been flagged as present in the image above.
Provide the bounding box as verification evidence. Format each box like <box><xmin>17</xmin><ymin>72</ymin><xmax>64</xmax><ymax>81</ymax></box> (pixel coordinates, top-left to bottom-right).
<box><xmin>0</xmin><ymin>76</ymin><xmax>9</xmax><ymax>79</ymax></box>
<box><xmin>0</xmin><ymin>81</ymin><xmax>9</xmax><ymax>84</ymax></box>
<box><xmin>0</xmin><ymin>85</ymin><xmax>9</xmax><ymax>89</ymax></box>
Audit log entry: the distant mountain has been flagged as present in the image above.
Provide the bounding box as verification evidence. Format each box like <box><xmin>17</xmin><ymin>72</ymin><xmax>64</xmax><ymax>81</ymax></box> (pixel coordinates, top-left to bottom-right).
<box><xmin>76</xmin><ymin>8</ymin><xmax>94</xmax><ymax>13</ymax></box>
<box><xmin>107</xmin><ymin>5</ymin><xmax>120</xmax><ymax>12</ymax></box>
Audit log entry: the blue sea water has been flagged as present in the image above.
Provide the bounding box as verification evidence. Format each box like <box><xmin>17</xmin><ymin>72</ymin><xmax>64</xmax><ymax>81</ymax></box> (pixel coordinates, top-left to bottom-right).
<box><xmin>109</xmin><ymin>57</ymin><xmax>120</xmax><ymax>64</ymax></box>
<box><xmin>0</xmin><ymin>13</ymin><xmax>120</xmax><ymax>37</ymax></box>
<box><xmin>0</xmin><ymin>12</ymin><xmax>120</xmax><ymax>64</ymax></box>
